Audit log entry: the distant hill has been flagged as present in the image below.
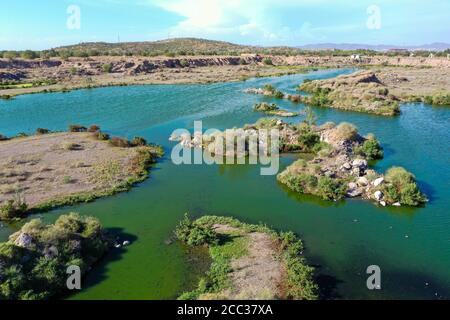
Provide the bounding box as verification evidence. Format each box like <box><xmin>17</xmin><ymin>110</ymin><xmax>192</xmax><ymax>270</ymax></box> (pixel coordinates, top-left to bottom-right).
<box><xmin>53</xmin><ymin>38</ymin><xmax>261</xmax><ymax>56</ymax></box>
<box><xmin>298</xmin><ymin>42</ymin><xmax>450</xmax><ymax>52</ymax></box>
<box><xmin>43</xmin><ymin>38</ymin><xmax>449</xmax><ymax>57</ymax></box>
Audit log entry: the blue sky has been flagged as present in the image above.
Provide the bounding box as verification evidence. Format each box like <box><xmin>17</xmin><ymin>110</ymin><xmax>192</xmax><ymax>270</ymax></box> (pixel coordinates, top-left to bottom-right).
<box><xmin>1</xmin><ymin>0</ymin><xmax>449</xmax><ymax>50</ymax></box>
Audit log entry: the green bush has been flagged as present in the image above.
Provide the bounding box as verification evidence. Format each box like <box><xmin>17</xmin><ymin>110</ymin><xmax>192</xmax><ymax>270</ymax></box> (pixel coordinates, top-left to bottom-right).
<box><xmin>130</xmin><ymin>136</ymin><xmax>147</xmax><ymax>147</ymax></box>
<box><xmin>96</xmin><ymin>132</ymin><xmax>110</xmax><ymax>141</ymax></box>
<box><xmin>263</xmin><ymin>84</ymin><xmax>275</xmax><ymax>93</ymax></box>
<box><xmin>68</xmin><ymin>124</ymin><xmax>87</xmax><ymax>133</ymax></box>
<box><xmin>356</xmin><ymin>136</ymin><xmax>384</xmax><ymax>160</ymax></box>
<box><xmin>0</xmin><ymin>134</ymin><xmax>8</xmax><ymax>141</ymax></box>
<box><xmin>335</xmin><ymin>122</ymin><xmax>358</xmax><ymax>141</ymax></box>
<box><xmin>297</xmin><ymin>125</ymin><xmax>320</xmax><ymax>151</ymax></box>
<box><xmin>175</xmin><ymin>214</ymin><xmax>218</xmax><ymax>246</ymax></box>
<box><xmin>273</xmin><ymin>90</ymin><xmax>285</xmax><ymax>99</ymax></box>
<box><xmin>101</xmin><ymin>63</ymin><xmax>112</xmax><ymax>73</ymax></box>
<box><xmin>36</xmin><ymin>128</ymin><xmax>50</xmax><ymax>135</ymax></box>
<box><xmin>0</xmin><ymin>213</ymin><xmax>109</xmax><ymax>300</ymax></box>
<box><xmin>316</xmin><ymin>176</ymin><xmax>347</xmax><ymax>201</ymax></box>
<box><xmin>0</xmin><ymin>196</ymin><xmax>28</xmax><ymax>220</ymax></box>
<box><xmin>382</xmin><ymin>167</ymin><xmax>426</xmax><ymax>206</ymax></box>
<box><xmin>262</xmin><ymin>58</ymin><xmax>273</xmax><ymax>65</ymax></box>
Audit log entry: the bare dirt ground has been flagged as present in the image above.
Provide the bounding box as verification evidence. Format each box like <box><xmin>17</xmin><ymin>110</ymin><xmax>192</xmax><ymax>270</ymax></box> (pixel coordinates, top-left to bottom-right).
<box><xmin>373</xmin><ymin>66</ymin><xmax>450</xmax><ymax>98</ymax></box>
<box><xmin>0</xmin><ymin>132</ymin><xmax>142</xmax><ymax>209</ymax></box>
<box><xmin>2</xmin><ymin>55</ymin><xmax>449</xmax><ymax>98</ymax></box>
<box><xmin>213</xmin><ymin>224</ymin><xmax>284</xmax><ymax>300</ymax></box>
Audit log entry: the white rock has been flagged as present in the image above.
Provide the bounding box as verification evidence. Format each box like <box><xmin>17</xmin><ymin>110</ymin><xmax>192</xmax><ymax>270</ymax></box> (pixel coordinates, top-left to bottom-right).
<box><xmin>374</xmin><ymin>190</ymin><xmax>383</xmax><ymax>201</ymax></box>
<box><xmin>352</xmin><ymin>159</ymin><xmax>368</xmax><ymax>169</ymax></box>
<box><xmin>372</xmin><ymin>177</ymin><xmax>384</xmax><ymax>187</ymax></box>
<box><xmin>380</xmin><ymin>201</ymin><xmax>386</xmax><ymax>207</ymax></box>
<box><xmin>357</xmin><ymin>176</ymin><xmax>369</xmax><ymax>186</ymax></box>
<box><xmin>393</xmin><ymin>202</ymin><xmax>401</xmax><ymax>207</ymax></box>
<box><xmin>342</xmin><ymin>162</ymin><xmax>352</xmax><ymax>170</ymax></box>
<box><xmin>122</xmin><ymin>241</ymin><xmax>131</xmax><ymax>246</ymax></box>
<box><xmin>14</xmin><ymin>233</ymin><xmax>33</xmax><ymax>248</ymax></box>
<box><xmin>348</xmin><ymin>182</ymin><xmax>358</xmax><ymax>190</ymax></box>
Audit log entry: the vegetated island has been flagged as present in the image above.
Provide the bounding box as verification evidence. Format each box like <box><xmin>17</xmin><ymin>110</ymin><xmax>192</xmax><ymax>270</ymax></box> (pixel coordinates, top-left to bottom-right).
<box><xmin>175</xmin><ymin>215</ymin><xmax>318</xmax><ymax>300</ymax></box>
<box><xmin>246</xmin><ymin>68</ymin><xmax>450</xmax><ymax>116</ymax></box>
<box><xmin>0</xmin><ymin>125</ymin><xmax>163</xmax><ymax>220</ymax></box>
<box><xmin>172</xmin><ymin>115</ymin><xmax>426</xmax><ymax>207</ymax></box>
<box><xmin>0</xmin><ymin>212</ymin><xmax>110</xmax><ymax>300</ymax></box>
<box><xmin>253</xmin><ymin>102</ymin><xmax>298</xmax><ymax>117</ymax></box>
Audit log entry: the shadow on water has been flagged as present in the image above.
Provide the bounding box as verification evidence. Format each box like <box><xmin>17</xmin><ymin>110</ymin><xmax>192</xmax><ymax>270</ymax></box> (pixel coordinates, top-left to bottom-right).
<box><xmin>277</xmin><ymin>182</ymin><xmax>347</xmax><ymax>209</ymax></box>
<box><xmin>314</xmin><ymin>271</ymin><xmax>343</xmax><ymax>300</ymax></box>
<box><xmin>77</xmin><ymin>227</ymin><xmax>138</xmax><ymax>293</ymax></box>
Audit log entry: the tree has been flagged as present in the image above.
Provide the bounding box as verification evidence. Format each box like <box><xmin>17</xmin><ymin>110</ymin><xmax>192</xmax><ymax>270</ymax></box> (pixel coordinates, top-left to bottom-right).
<box><xmin>304</xmin><ymin>106</ymin><xmax>317</xmax><ymax>126</ymax></box>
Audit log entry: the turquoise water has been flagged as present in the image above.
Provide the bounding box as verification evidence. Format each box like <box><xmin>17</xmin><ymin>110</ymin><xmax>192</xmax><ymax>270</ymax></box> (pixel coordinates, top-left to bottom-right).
<box><xmin>0</xmin><ymin>68</ymin><xmax>449</xmax><ymax>299</ymax></box>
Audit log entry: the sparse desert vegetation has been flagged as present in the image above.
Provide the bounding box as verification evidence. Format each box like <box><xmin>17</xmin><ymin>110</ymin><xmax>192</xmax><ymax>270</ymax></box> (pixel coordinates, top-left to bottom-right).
<box><xmin>0</xmin><ymin>127</ymin><xmax>163</xmax><ymax>219</ymax></box>
<box><xmin>176</xmin><ymin>215</ymin><xmax>318</xmax><ymax>300</ymax></box>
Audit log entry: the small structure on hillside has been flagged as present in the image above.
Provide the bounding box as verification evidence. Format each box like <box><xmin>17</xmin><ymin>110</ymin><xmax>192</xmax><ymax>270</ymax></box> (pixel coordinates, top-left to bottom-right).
<box><xmin>350</xmin><ymin>54</ymin><xmax>362</xmax><ymax>62</ymax></box>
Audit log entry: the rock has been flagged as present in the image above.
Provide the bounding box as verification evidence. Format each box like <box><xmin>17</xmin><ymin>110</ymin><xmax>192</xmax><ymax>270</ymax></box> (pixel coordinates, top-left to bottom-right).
<box><xmin>374</xmin><ymin>190</ymin><xmax>383</xmax><ymax>201</ymax></box>
<box><xmin>380</xmin><ymin>201</ymin><xmax>386</xmax><ymax>207</ymax></box>
<box><xmin>324</xmin><ymin>170</ymin><xmax>335</xmax><ymax>178</ymax></box>
<box><xmin>348</xmin><ymin>182</ymin><xmax>357</xmax><ymax>189</ymax></box>
<box><xmin>342</xmin><ymin>162</ymin><xmax>352</xmax><ymax>170</ymax></box>
<box><xmin>392</xmin><ymin>202</ymin><xmax>401</xmax><ymax>207</ymax></box>
<box><xmin>352</xmin><ymin>159</ymin><xmax>368</xmax><ymax>169</ymax></box>
<box><xmin>372</xmin><ymin>177</ymin><xmax>384</xmax><ymax>187</ymax></box>
<box><xmin>114</xmin><ymin>244</ymin><xmax>122</xmax><ymax>248</ymax></box>
<box><xmin>43</xmin><ymin>245</ymin><xmax>59</xmax><ymax>259</ymax></box>
<box><xmin>357</xmin><ymin>176</ymin><xmax>369</xmax><ymax>186</ymax></box>
<box><xmin>347</xmin><ymin>188</ymin><xmax>363</xmax><ymax>198</ymax></box>
<box><xmin>122</xmin><ymin>241</ymin><xmax>130</xmax><ymax>246</ymax></box>
<box><xmin>14</xmin><ymin>233</ymin><xmax>33</xmax><ymax>248</ymax></box>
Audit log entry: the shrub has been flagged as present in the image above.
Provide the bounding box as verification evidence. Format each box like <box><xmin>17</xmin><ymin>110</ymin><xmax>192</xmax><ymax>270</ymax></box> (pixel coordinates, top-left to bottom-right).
<box><xmin>253</xmin><ymin>102</ymin><xmax>278</xmax><ymax>112</ymax></box>
<box><xmin>308</xmin><ymin>87</ymin><xmax>332</xmax><ymax>107</ymax></box>
<box><xmin>316</xmin><ymin>176</ymin><xmax>347</xmax><ymax>201</ymax></box>
<box><xmin>263</xmin><ymin>84</ymin><xmax>275</xmax><ymax>93</ymax></box>
<box><xmin>274</xmin><ymin>90</ymin><xmax>285</xmax><ymax>99</ymax></box>
<box><xmin>62</xmin><ymin>142</ymin><xmax>79</xmax><ymax>151</ymax></box>
<box><xmin>175</xmin><ymin>214</ymin><xmax>218</xmax><ymax>246</ymax></box>
<box><xmin>298</xmin><ymin>127</ymin><xmax>320</xmax><ymax>152</ymax></box>
<box><xmin>0</xmin><ymin>195</ymin><xmax>28</xmax><ymax>220</ymax></box>
<box><xmin>87</xmin><ymin>125</ymin><xmax>100</xmax><ymax>133</ymax></box>
<box><xmin>382</xmin><ymin>167</ymin><xmax>426</xmax><ymax>206</ymax></box>
<box><xmin>68</xmin><ymin>125</ymin><xmax>87</xmax><ymax>133</ymax></box>
<box><xmin>335</xmin><ymin>122</ymin><xmax>358</xmax><ymax>141</ymax></box>
<box><xmin>130</xmin><ymin>136</ymin><xmax>147</xmax><ymax>147</ymax></box>
<box><xmin>356</xmin><ymin>136</ymin><xmax>383</xmax><ymax>160</ymax></box>
<box><xmin>36</xmin><ymin>128</ymin><xmax>50</xmax><ymax>135</ymax></box>
<box><xmin>180</xmin><ymin>59</ymin><xmax>189</xmax><ymax>67</ymax></box>
<box><xmin>109</xmin><ymin>137</ymin><xmax>130</xmax><ymax>148</ymax></box>
<box><xmin>101</xmin><ymin>63</ymin><xmax>112</xmax><ymax>73</ymax></box>
<box><xmin>263</xmin><ymin>58</ymin><xmax>273</xmax><ymax>65</ymax></box>
<box><xmin>0</xmin><ymin>134</ymin><xmax>8</xmax><ymax>141</ymax></box>
<box><xmin>0</xmin><ymin>213</ymin><xmax>108</xmax><ymax>299</ymax></box>
<box><xmin>96</xmin><ymin>132</ymin><xmax>110</xmax><ymax>141</ymax></box>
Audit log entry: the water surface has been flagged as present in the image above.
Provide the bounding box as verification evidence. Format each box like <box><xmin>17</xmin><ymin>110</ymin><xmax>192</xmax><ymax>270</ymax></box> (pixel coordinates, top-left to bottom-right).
<box><xmin>0</xmin><ymin>68</ymin><xmax>449</xmax><ymax>299</ymax></box>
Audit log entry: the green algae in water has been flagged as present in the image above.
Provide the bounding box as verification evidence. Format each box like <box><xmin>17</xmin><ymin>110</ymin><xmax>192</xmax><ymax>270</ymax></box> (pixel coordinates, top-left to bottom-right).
<box><xmin>0</xmin><ymin>69</ymin><xmax>449</xmax><ymax>299</ymax></box>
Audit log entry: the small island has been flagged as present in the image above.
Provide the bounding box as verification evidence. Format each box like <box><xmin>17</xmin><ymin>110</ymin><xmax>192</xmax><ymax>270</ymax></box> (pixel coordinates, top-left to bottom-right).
<box><xmin>171</xmin><ymin>115</ymin><xmax>426</xmax><ymax>207</ymax></box>
<box><xmin>175</xmin><ymin>215</ymin><xmax>318</xmax><ymax>300</ymax></box>
<box><xmin>0</xmin><ymin>213</ymin><xmax>110</xmax><ymax>300</ymax></box>
<box><xmin>0</xmin><ymin>126</ymin><xmax>163</xmax><ymax>220</ymax></box>
<box><xmin>253</xmin><ymin>102</ymin><xmax>298</xmax><ymax>117</ymax></box>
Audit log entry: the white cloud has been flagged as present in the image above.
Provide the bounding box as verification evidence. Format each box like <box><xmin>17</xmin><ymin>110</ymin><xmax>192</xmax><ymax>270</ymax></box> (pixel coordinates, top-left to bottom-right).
<box><xmin>151</xmin><ymin>0</ymin><xmax>307</xmax><ymax>43</ymax></box>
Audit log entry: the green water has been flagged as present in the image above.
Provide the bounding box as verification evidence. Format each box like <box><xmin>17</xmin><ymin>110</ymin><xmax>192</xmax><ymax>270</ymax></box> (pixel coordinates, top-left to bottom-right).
<box><xmin>0</xmin><ymin>68</ymin><xmax>449</xmax><ymax>299</ymax></box>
